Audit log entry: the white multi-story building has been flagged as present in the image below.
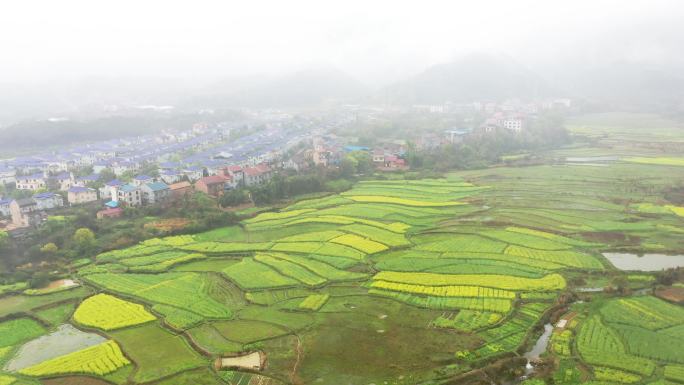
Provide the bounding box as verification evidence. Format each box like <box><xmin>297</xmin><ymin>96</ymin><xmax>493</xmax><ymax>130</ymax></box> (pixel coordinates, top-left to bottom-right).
<box><xmin>114</xmin><ymin>184</ymin><xmax>142</xmax><ymax>206</ymax></box>
<box><xmin>15</xmin><ymin>173</ymin><xmax>47</xmax><ymax>190</ymax></box>
<box><xmin>502</xmin><ymin>118</ymin><xmax>523</xmax><ymax>133</ymax></box>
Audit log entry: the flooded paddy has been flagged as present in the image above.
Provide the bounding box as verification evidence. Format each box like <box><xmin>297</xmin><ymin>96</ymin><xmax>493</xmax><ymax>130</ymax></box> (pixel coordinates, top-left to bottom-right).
<box><xmin>603</xmin><ymin>252</ymin><xmax>684</xmax><ymax>271</ymax></box>
<box><xmin>217</xmin><ymin>351</ymin><xmax>263</xmax><ymax>371</ymax></box>
<box><xmin>4</xmin><ymin>324</ymin><xmax>105</xmax><ymax>371</ymax></box>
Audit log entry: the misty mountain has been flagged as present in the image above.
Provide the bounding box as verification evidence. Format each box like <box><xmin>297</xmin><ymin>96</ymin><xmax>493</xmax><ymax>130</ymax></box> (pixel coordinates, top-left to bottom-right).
<box><xmin>184</xmin><ymin>69</ymin><xmax>368</xmax><ymax>108</ymax></box>
<box><xmin>0</xmin><ymin>115</ymin><xmax>200</xmax><ymax>154</ymax></box>
<box><xmin>0</xmin><ymin>78</ymin><xmax>203</xmax><ymax>127</ymax></box>
<box><xmin>379</xmin><ymin>54</ymin><xmax>557</xmax><ymax>104</ymax></box>
<box><xmin>562</xmin><ymin>62</ymin><xmax>684</xmax><ymax>111</ymax></box>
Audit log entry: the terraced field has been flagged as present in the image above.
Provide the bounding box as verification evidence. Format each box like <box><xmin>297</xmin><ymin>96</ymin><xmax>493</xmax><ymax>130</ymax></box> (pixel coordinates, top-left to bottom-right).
<box><xmin>1</xmin><ymin>130</ymin><xmax>684</xmax><ymax>385</ymax></box>
<box><xmin>73</xmin><ymin>294</ymin><xmax>156</xmax><ymax>331</ymax></box>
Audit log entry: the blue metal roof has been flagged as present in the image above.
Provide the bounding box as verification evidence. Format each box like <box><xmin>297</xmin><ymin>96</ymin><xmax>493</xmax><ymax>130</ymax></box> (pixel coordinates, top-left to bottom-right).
<box><xmin>105</xmin><ymin>179</ymin><xmax>123</xmax><ymax>186</ymax></box>
<box><xmin>145</xmin><ymin>182</ymin><xmax>169</xmax><ymax>192</ymax></box>
<box><xmin>344</xmin><ymin>145</ymin><xmax>369</xmax><ymax>152</ymax></box>
<box><xmin>77</xmin><ymin>174</ymin><xmax>100</xmax><ymax>182</ymax></box>
<box><xmin>119</xmin><ymin>184</ymin><xmax>139</xmax><ymax>193</ymax></box>
<box><xmin>33</xmin><ymin>192</ymin><xmax>57</xmax><ymax>199</ymax></box>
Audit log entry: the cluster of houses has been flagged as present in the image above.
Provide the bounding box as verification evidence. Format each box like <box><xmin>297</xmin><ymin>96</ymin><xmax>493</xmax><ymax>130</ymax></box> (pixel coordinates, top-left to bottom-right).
<box><xmin>0</xmin><ymin>192</ymin><xmax>64</xmax><ymax>228</ymax></box>
<box><xmin>411</xmin><ymin>98</ymin><xmax>573</xmax><ymax>115</ymax></box>
<box><xmin>480</xmin><ymin>111</ymin><xmax>527</xmax><ymax>133</ymax></box>
<box><xmin>282</xmin><ymin>135</ymin><xmax>409</xmax><ymax>173</ymax></box>
<box><xmin>0</xmin><ymin>114</ymin><xmax>320</xmax><ymax>230</ymax></box>
<box><xmin>0</xmin><ymin>161</ymin><xmax>276</xmax><ymax>229</ymax></box>
<box><xmin>1</xmin><ymin>114</ymin><xmax>309</xmax><ymax>187</ymax></box>
<box><xmin>409</xmin><ymin>98</ymin><xmax>577</xmax><ymax>149</ymax></box>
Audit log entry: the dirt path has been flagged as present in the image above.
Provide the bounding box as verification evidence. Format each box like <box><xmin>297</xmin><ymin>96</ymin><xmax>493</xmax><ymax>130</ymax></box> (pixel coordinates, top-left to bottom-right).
<box><xmin>289</xmin><ymin>335</ymin><xmax>304</xmax><ymax>385</ymax></box>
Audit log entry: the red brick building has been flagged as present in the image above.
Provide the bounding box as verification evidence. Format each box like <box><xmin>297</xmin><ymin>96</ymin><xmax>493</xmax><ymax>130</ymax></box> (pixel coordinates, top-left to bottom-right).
<box><xmin>169</xmin><ymin>181</ymin><xmax>193</xmax><ymax>200</ymax></box>
<box><xmin>195</xmin><ymin>175</ymin><xmax>227</xmax><ymax>197</ymax></box>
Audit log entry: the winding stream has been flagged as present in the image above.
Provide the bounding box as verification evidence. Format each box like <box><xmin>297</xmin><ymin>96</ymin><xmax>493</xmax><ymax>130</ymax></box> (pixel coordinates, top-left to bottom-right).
<box><xmin>524</xmin><ymin>323</ymin><xmax>553</xmax><ymax>362</ymax></box>
<box><xmin>503</xmin><ymin>323</ymin><xmax>554</xmax><ymax>384</ymax></box>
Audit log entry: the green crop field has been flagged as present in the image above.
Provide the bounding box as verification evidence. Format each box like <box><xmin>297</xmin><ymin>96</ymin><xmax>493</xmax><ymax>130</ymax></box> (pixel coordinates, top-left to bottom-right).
<box><xmin>34</xmin><ymin>302</ymin><xmax>76</xmax><ymax>326</ymax></box>
<box><xmin>577</xmin><ymin>315</ymin><xmax>656</xmax><ymax>376</ymax></box>
<box><xmin>254</xmin><ymin>253</ymin><xmax>327</xmax><ymax>286</ymax></box>
<box><xmin>0</xmin><ymin>318</ymin><xmax>46</xmax><ymax>350</ymax></box>
<box><xmin>373</xmin><ymin>271</ymin><xmax>566</xmax><ymax>291</ymax></box>
<box><xmin>111</xmin><ymin>323</ymin><xmax>205</xmax><ymax>383</ymax></box>
<box><xmin>84</xmin><ymin>272</ymin><xmax>232</xmax><ymax>319</ymax></box>
<box><xmin>433</xmin><ymin>310</ymin><xmax>502</xmax><ymax>331</ymax></box>
<box><xmin>369</xmin><ymin>288</ymin><xmax>513</xmax><ymax>312</ymax></box>
<box><xmin>222</xmin><ymin>258</ymin><xmax>300</xmax><ymax>290</ymax></box>
<box><xmin>2</xmin><ymin>121</ymin><xmax>684</xmax><ymax>385</ymax></box>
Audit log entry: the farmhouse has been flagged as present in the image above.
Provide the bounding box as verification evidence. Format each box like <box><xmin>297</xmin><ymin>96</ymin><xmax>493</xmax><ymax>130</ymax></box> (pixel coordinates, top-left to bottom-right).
<box><xmin>15</xmin><ymin>173</ymin><xmax>47</xmax><ymax>190</ymax></box>
<box><xmin>115</xmin><ymin>184</ymin><xmax>142</xmax><ymax>206</ymax></box>
<box><xmin>33</xmin><ymin>192</ymin><xmax>64</xmax><ymax>210</ymax></box>
<box><xmin>132</xmin><ymin>175</ymin><xmax>154</xmax><ymax>186</ymax></box>
<box><xmin>169</xmin><ymin>181</ymin><xmax>193</xmax><ymax>200</ymax></box>
<box><xmin>48</xmin><ymin>172</ymin><xmax>75</xmax><ymax>191</ymax></box>
<box><xmin>10</xmin><ymin>198</ymin><xmax>43</xmax><ymax>227</ymax></box>
<box><xmin>160</xmin><ymin>169</ymin><xmax>183</xmax><ymax>184</ymax></box>
<box><xmin>68</xmin><ymin>186</ymin><xmax>98</xmax><ymax>205</ymax></box>
<box><xmin>92</xmin><ymin>161</ymin><xmax>112</xmax><ymax>174</ymax></box>
<box><xmin>381</xmin><ymin>155</ymin><xmax>407</xmax><ymax>169</ymax></box>
<box><xmin>444</xmin><ymin>128</ymin><xmax>471</xmax><ymax>144</ymax></box>
<box><xmin>284</xmin><ymin>150</ymin><xmax>310</xmax><ymax>172</ymax></box>
<box><xmin>222</xmin><ymin>165</ymin><xmax>244</xmax><ymax>188</ymax></box>
<box><xmin>99</xmin><ymin>179</ymin><xmax>124</xmax><ymax>201</ymax></box>
<box><xmin>96</xmin><ymin>207</ymin><xmax>123</xmax><ymax>219</ymax></box>
<box><xmin>141</xmin><ymin>182</ymin><xmax>170</xmax><ymax>205</ymax></box>
<box><xmin>196</xmin><ymin>175</ymin><xmax>227</xmax><ymax>197</ymax></box>
<box><xmin>182</xmin><ymin>166</ymin><xmax>204</xmax><ymax>182</ymax></box>
<box><xmin>112</xmin><ymin>161</ymin><xmax>140</xmax><ymax>176</ymax></box>
<box><xmin>75</xmin><ymin>174</ymin><xmax>100</xmax><ymax>187</ymax></box>
<box><xmin>501</xmin><ymin>116</ymin><xmax>524</xmax><ymax>132</ymax></box>
<box><xmin>371</xmin><ymin>149</ymin><xmax>385</xmax><ymax>163</ymax></box>
<box><xmin>243</xmin><ymin>164</ymin><xmax>272</xmax><ymax>187</ymax></box>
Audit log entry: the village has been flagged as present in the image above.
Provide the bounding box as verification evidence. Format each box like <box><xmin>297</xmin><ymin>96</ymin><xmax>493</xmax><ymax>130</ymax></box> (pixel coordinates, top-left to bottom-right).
<box><xmin>0</xmin><ymin>98</ymin><xmax>571</xmax><ymax>234</ymax></box>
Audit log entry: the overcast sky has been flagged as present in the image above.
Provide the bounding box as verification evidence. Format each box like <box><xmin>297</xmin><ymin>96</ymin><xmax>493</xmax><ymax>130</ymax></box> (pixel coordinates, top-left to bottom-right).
<box><xmin>0</xmin><ymin>0</ymin><xmax>682</xmax><ymax>86</ymax></box>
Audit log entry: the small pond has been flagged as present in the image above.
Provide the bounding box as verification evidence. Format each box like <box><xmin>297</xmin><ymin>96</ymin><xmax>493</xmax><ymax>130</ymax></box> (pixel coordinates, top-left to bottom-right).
<box><xmin>5</xmin><ymin>324</ymin><xmax>105</xmax><ymax>371</ymax></box>
<box><xmin>603</xmin><ymin>252</ymin><xmax>684</xmax><ymax>271</ymax></box>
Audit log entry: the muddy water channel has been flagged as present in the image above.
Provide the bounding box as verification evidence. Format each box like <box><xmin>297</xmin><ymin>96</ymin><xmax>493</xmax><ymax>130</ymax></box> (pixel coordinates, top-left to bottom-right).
<box><xmin>524</xmin><ymin>324</ymin><xmax>553</xmax><ymax>362</ymax></box>
<box><xmin>603</xmin><ymin>252</ymin><xmax>684</xmax><ymax>271</ymax></box>
<box><xmin>500</xmin><ymin>323</ymin><xmax>553</xmax><ymax>385</ymax></box>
